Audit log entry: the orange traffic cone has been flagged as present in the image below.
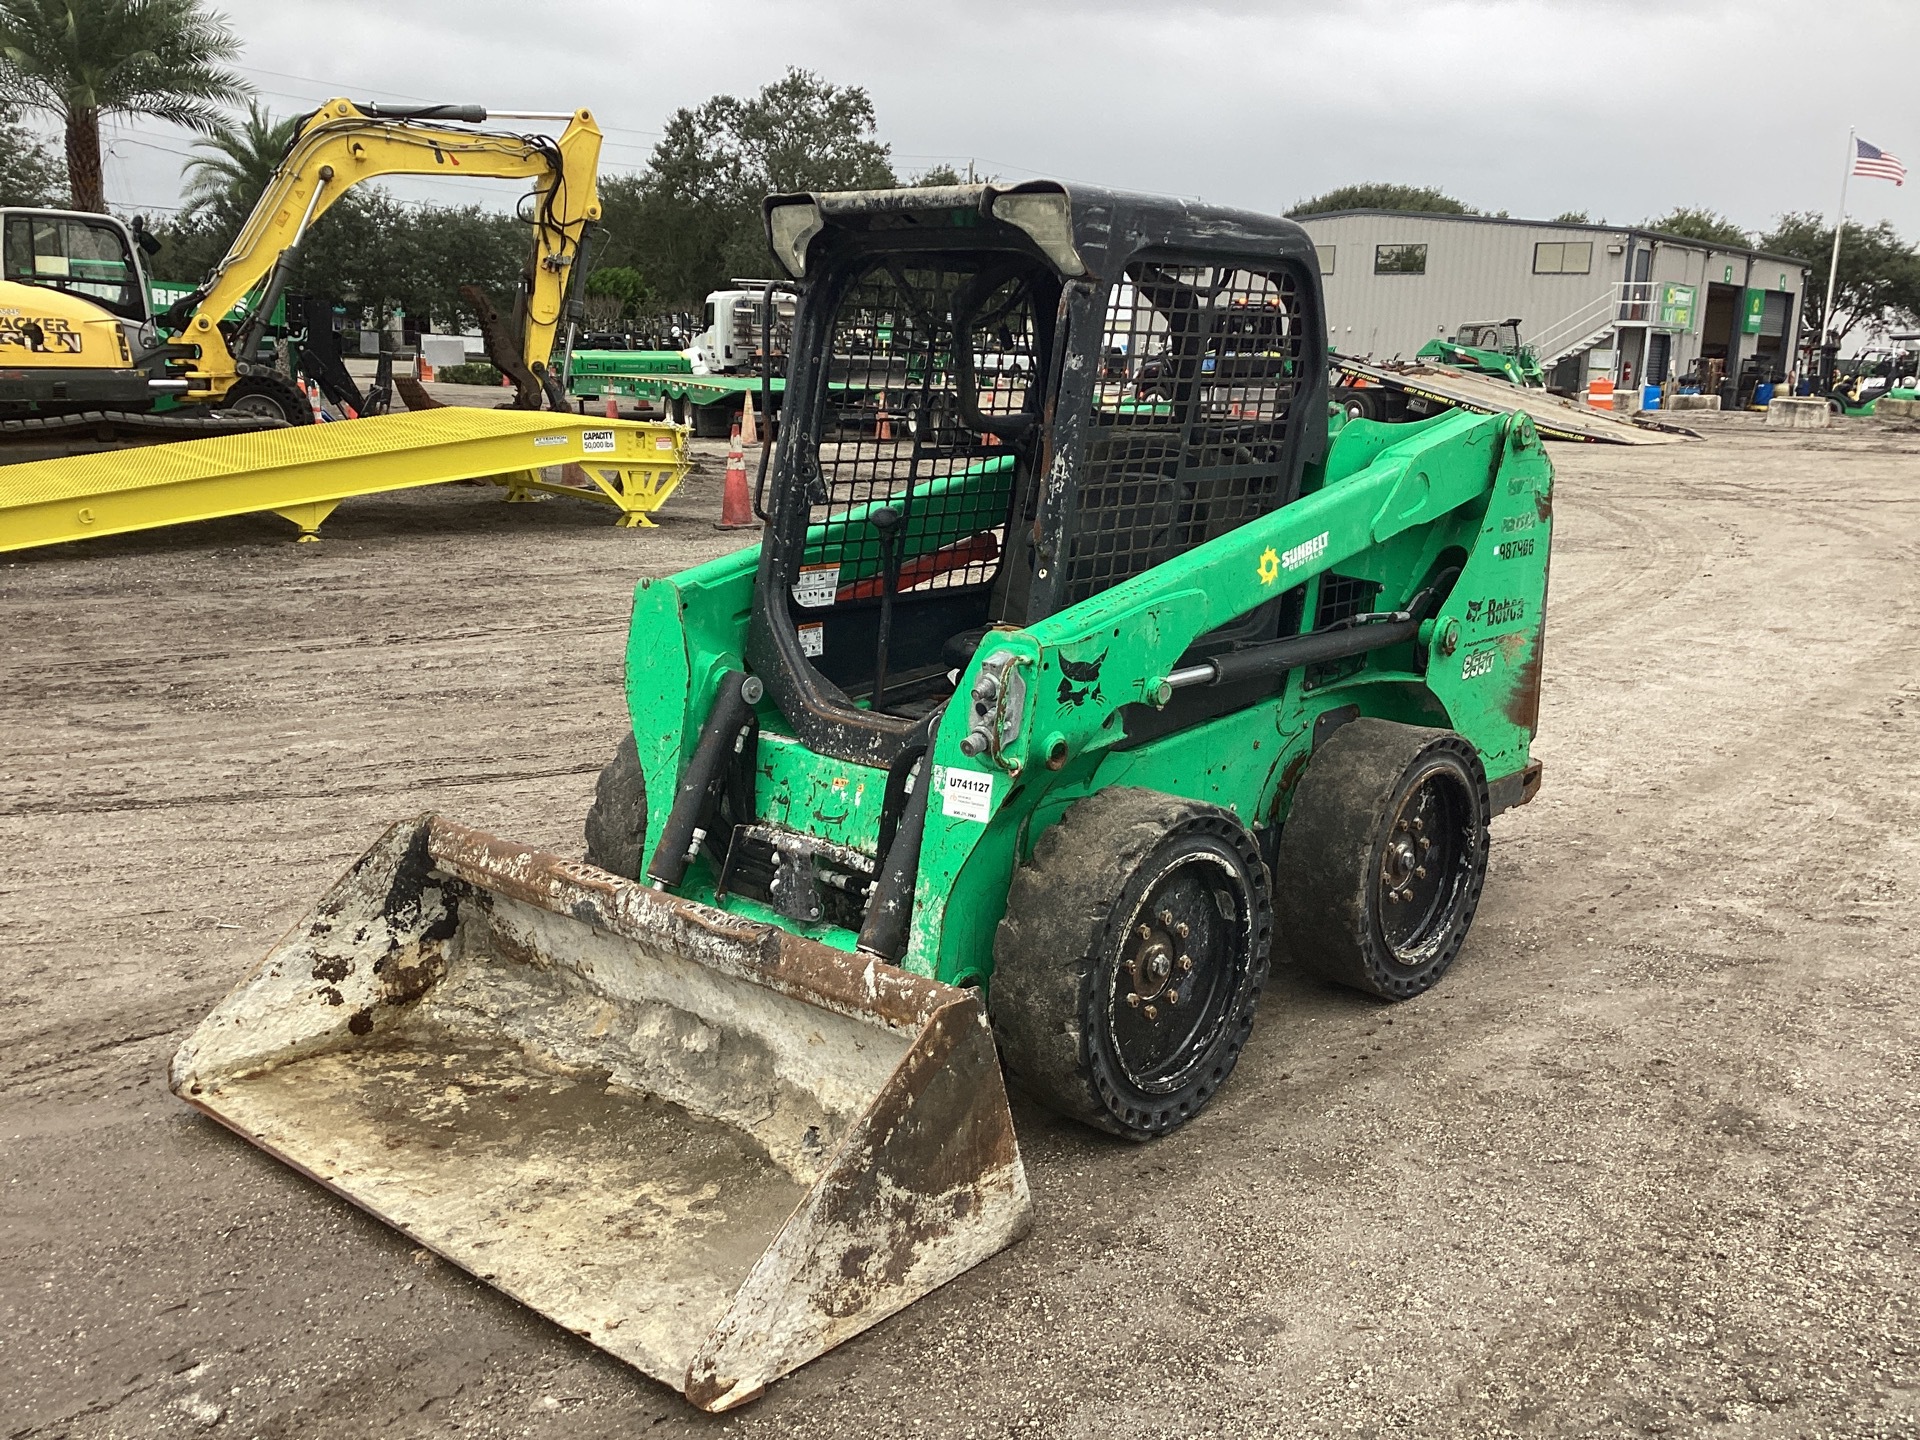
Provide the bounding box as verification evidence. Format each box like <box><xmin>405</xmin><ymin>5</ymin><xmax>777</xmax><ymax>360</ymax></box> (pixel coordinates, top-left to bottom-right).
<box><xmin>604</xmin><ymin>397</ymin><xmax>619</xmax><ymax>420</ymax></box>
<box><xmin>876</xmin><ymin>389</ymin><xmax>892</xmax><ymax>442</ymax></box>
<box><xmin>304</xmin><ymin>380</ymin><xmax>328</xmax><ymax>422</ymax></box>
<box><xmin>740</xmin><ymin>389</ymin><xmax>758</xmax><ymax>446</ymax></box>
<box><xmin>417</xmin><ymin>356</ymin><xmax>435</xmax><ymax>383</ymax></box>
<box><xmin>718</xmin><ymin>425</ymin><xmax>755</xmax><ymax>529</ymax></box>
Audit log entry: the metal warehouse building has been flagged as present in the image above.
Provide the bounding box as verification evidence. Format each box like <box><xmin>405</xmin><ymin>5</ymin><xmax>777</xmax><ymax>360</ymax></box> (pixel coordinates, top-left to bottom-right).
<box><xmin>1295</xmin><ymin>210</ymin><xmax>1811</xmax><ymax>396</ymax></box>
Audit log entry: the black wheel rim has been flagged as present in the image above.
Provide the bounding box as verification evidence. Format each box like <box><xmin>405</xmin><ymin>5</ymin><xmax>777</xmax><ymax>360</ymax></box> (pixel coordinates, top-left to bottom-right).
<box><xmin>1106</xmin><ymin>850</ymin><xmax>1249</xmax><ymax>1093</ymax></box>
<box><xmin>227</xmin><ymin>391</ymin><xmax>292</xmax><ymax>421</ymax></box>
<box><xmin>1376</xmin><ymin>761</ymin><xmax>1475</xmax><ymax>965</ymax></box>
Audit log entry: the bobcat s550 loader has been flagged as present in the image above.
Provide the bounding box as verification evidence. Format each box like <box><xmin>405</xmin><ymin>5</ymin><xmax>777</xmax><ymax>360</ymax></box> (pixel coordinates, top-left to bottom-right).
<box><xmin>172</xmin><ymin>181</ymin><xmax>1552</xmax><ymax>1410</ymax></box>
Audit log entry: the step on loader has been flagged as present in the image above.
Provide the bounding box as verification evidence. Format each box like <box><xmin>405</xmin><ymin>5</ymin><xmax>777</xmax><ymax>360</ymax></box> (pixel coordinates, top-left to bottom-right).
<box><xmin>173</xmin><ymin>182</ymin><xmax>1553</xmax><ymax>1409</ymax></box>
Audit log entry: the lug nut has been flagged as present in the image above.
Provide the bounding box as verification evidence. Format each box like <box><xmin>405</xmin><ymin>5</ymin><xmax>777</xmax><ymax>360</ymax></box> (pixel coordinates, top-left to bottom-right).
<box><xmin>1158</xmin><ymin>908</ymin><xmax>1174</xmax><ymax>927</ymax></box>
<box><xmin>1163</xmin><ymin>988</ymin><xmax>1179</xmax><ymax>1006</ymax></box>
<box><xmin>1415</xmin><ymin>866</ymin><xmax>1428</xmax><ymax>880</ymax></box>
<box><xmin>1126</xmin><ymin>992</ymin><xmax>1141</xmax><ymax>1008</ymax></box>
<box><xmin>1175</xmin><ymin>920</ymin><xmax>1190</xmax><ymax>939</ymax></box>
<box><xmin>1143</xmin><ymin>1004</ymin><xmax>1159</xmax><ymax>1021</ymax></box>
<box><xmin>1178</xmin><ymin>954</ymin><xmax>1193</xmax><ymax>972</ymax></box>
<box><xmin>1137</xmin><ymin>923</ymin><xmax>1152</xmax><ymax>940</ymax></box>
<box><xmin>1412</xmin><ymin>818</ymin><xmax>1425</xmax><ymax>833</ymax></box>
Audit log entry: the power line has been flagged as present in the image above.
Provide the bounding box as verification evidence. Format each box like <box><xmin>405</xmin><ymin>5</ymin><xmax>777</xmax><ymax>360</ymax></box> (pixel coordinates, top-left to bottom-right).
<box><xmin>231</xmin><ymin>62</ymin><xmax>664</xmax><ymax>143</ymax></box>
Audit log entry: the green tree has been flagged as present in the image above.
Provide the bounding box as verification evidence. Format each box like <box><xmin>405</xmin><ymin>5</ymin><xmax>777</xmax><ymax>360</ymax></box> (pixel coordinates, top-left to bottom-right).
<box><xmin>1643</xmin><ymin>207</ymin><xmax>1750</xmax><ymax>248</ymax></box>
<box><xmin>0</xmin><ymin>102</ymin><xmax>60</xmax><ymax>203</ymax></box>
<box><xmin>0</xmin><ymin>0</ymin><xmax>248</xmax><ymax>212</ymax></box>
<box><xmin>1552</xmin><ymin>210</ymin><xmax>1590</xmax><ymax>225</ymax></box>
<box><xmin>181</xmin><ymin>98</ymin><xmax>298</xmax><ymax>229</ymax></box>
<box><xmin>1287</xmin><ymin>183</ymin><xmax>1473</xmax><ymax>218</ymax></box>
<box><xmin>584</xmin><ymin>265</ymin><xmax>652</xmax><ymax>319</ymax></box>
<box><xmin>600</xmin><ymin>68</ymin><xmax>895</xmax><ymax>306</ymax></box>
<box><xmin>1758</xmin><ymin>212</ymin><xmax>1920</xmax><ymax>345</ymax></box>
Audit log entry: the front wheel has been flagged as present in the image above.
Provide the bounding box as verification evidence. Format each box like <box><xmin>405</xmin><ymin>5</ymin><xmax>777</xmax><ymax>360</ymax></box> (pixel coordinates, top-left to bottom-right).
<box><xmin>990</xmin><ymin>788</ymin><xmax>1272</xmax><ymax>1141</ymax></box>
<box><xmin>583</xmin><ymin>733</ymin><xmax>649</xmax><ymax>880</ymax></box>
<box><xmin>1275</xmin><ymin>720</ymin><xmax>1489</xmax><ymax>999</ymax></box>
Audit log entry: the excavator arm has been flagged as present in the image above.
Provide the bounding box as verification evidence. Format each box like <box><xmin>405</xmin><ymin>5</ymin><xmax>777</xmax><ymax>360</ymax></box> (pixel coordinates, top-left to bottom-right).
<box><xmin>173</xmin><ymin>99</ymin><xmax>602</xmax><ymax>407</ymax></box>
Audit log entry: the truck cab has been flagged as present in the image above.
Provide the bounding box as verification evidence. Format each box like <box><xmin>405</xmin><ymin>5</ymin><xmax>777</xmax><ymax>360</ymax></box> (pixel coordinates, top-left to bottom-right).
<box><xmin>686</xmin><ymin>285</ymin><xmax>795</xmax><ymax>374</ymax></box>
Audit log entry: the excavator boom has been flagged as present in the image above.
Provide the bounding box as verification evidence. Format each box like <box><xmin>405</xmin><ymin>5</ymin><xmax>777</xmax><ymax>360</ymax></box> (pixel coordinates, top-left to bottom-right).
<box><xmin>175</xmin><ymin>100</ymin><xmax>603</xmax><ymax>405</ymax></box>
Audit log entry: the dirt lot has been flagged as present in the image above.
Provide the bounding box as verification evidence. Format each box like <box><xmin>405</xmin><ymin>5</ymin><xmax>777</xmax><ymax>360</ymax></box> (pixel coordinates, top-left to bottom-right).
<box><xmin>3</xmin><ymin>414</ymin><xmax>1916</xmax><ymax>1439</ymax></box>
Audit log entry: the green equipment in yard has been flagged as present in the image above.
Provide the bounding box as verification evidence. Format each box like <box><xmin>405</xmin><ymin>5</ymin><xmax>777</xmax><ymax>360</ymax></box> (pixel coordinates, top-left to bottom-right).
<box><xmin>1416</xmin><ymin>319</ymin><xmax>1546</xmax><ymax>388</ymax></box>
<box><xmin>173</xmin><ymin>182</ymin><xmax>1554</xmax><ymax>1410</ymax></box>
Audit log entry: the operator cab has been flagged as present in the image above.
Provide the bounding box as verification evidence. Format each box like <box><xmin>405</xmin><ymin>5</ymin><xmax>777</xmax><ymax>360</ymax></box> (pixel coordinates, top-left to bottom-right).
<box><xmin>0</xmin><ymin>209</ymin><xmax>150</xmax><ymax>325</ymax></box>
<box><xmin>1452</xmin><ymin>319</ymin><xmax>1525</xmax><ymax>353</ymax></box>
<box><xmin>746</xmin><ymin>183</ymin><xmax>1327</xmax><ymax>768</ymax></box>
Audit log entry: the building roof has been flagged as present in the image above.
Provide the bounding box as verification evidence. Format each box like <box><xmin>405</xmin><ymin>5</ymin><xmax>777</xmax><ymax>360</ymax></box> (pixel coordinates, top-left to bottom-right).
<box><xmin>1292</xmin><ymin>209</ymin><xmax>1810</xmax><ymax>271</ymax></box>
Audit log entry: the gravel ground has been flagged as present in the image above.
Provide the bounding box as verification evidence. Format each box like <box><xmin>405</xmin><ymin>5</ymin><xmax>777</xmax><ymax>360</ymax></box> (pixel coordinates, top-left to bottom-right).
<box><xmin>2</xmin><ymin>412</ymin><xmax>1916</xmax><ymax>1439</ymax></box>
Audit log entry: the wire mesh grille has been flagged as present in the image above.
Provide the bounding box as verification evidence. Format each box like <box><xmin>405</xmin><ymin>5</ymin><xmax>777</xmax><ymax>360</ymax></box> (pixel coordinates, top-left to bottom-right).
<box><xmin>1067</xmin><ymin>261</ymin><xmax>1306</xmax><ymax>605</ymax></box>
<box><xmin>800</xmin><ymin>260</ymin><xmax>1044</xmax><ymax>600</ymax></box>
<box><xmin>1314</xmin><ymin>572</ymin><xmax>1381</xmax><ymax>628</ymax></box>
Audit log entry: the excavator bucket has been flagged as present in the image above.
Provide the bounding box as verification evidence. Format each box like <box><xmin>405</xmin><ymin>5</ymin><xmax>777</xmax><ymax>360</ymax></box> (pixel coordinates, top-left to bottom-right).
<box><xmin>169</xmin><ymin>816</ymin><xmax>1031</xmax><ymax>1410</ymax></box>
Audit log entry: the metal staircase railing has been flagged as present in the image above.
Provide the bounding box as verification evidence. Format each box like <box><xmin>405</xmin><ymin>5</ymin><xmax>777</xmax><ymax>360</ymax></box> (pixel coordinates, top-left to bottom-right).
<box><xmin>1532</xmin><ymin>282</ymin><xmax>1659</xmax><ymax>366</ymax></box>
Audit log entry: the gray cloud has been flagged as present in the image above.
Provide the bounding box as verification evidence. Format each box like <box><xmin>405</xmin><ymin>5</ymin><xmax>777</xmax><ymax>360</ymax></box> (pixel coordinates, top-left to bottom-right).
<box><xmin>90</xmin><ymin>0</ymin><xmax>1916</xmax><ymax>241</ymax></box>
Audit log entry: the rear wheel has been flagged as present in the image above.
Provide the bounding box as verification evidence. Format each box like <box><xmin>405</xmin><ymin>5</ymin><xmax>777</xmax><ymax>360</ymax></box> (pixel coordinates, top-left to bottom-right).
<box><xmin>221</xmin><ymin>374</ymin><xmax>313</xmax><ymax>424</ymax></box>
<box><xmin>584</xmin><ymin>733</ymin><xmax>649</xmax><ymax>880</ymax></box>
<box><xmin>990</xmin><ymin>788</ymin><xmax>1272</xmax><ymax>1140</ymax></box>
<box><xmin>1275</xmin><ymin>720</ymin><xmax>1489</xmax><ymax>999</ymax></box>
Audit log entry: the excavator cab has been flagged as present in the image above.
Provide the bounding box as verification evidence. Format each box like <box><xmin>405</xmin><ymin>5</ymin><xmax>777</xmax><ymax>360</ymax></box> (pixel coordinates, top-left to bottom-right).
<box><xmin>0</xmin><ymin>209</ymin><xmax>150</xmax><ymax>324</ymax></box>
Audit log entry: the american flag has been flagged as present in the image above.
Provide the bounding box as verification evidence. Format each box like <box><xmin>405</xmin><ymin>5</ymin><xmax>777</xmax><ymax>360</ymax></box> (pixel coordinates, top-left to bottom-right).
<box><xmin>1853</xmin><ymin>137</ymin><xmax>1906</xmax><ymax>186</ymax></box>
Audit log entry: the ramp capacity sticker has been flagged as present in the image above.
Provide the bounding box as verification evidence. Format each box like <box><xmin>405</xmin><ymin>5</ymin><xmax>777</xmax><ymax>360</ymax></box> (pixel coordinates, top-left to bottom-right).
<box><xmin>797</xmin><ymin>621</ymin><xmax>824</xmax><ymax>657</ymax></box>
<box><xmin>940</xmin><ymin>767</ymin><xmax>995</xmax><ymax>823</ymax></box>
<box><xmin>792</xmin><ymin>563</ymin><xmax>840</xmax><ymax>609</ymax></box>
<box><xmin>581</xmin><ymin>428</ymin><xmax>616</xmax><ymax>454</ymax></box>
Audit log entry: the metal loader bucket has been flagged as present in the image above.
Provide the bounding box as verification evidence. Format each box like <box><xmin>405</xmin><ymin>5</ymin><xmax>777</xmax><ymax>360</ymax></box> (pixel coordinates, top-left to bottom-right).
<box><xmin>169</xmin><ymin>816</ymin><xmax>1031</xmax><ymax>1410</ymax></box>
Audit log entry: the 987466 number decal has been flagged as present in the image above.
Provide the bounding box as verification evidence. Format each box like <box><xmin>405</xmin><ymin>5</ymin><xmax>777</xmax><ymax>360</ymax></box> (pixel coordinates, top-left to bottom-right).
<box><xmin>1495</xmin><ymin>537</ymin><xmax>1536</xmax><ymax>560</ymax></box>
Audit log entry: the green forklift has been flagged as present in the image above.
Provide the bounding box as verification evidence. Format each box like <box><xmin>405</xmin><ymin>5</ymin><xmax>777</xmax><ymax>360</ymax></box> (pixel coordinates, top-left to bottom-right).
<box><xmin>175</xmin><ymin>181</ymin><xmax>1555</xmax><ymax>1410</ymax></box>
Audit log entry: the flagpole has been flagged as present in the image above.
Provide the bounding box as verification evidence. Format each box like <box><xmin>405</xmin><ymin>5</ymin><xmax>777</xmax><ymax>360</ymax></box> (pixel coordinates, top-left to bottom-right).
<box><xmin>1820</xmin><ymin>127</ymin><xmax>1854</xmax><ymax>348</ymax></box>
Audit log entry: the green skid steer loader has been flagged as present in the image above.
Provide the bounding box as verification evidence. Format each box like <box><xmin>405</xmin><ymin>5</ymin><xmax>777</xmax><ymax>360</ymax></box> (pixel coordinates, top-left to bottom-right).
<box><xmin>173</xmin><ymin>182</ymin><xmax>1553</xmax><ymax>1410</ymax></box>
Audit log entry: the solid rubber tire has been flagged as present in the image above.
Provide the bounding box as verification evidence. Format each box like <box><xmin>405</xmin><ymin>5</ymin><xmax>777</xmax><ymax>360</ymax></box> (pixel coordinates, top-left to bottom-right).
<box><xmin>989</xmin><ymin>787</ymin><xmax>1272</xmax><ymax>1141</ymax></box>
<box><xmin>583</xmin><ymin>732</ymin><xmax>649</xmax><ymax>880</ymax></box>
<box><xmin>1274</xmin><ymin>719</ymin><xmax>1489</xmax><ymax>1000</ymax></box>
<box><xmin>222</xmin><ymin>374</ymin><xmax>314</xmax><ymax>425</ymax></box>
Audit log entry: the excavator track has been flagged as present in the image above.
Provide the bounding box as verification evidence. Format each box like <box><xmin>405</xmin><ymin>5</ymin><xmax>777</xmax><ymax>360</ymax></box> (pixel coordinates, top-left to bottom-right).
<box><xmin>0</xmin><ymin>408</ymin><xmax>288</xmax><ymax>463</ymax></box>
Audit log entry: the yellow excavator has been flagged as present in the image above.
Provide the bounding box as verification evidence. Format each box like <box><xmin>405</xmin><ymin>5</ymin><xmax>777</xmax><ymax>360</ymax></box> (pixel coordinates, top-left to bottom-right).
<box><xmin>0</xmin><ymin>99</ymin><xmax>601</xmax><ymax>458</ymax></box>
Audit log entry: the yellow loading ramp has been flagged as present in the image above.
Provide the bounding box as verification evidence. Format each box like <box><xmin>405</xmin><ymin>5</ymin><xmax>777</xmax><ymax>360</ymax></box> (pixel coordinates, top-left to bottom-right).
<box><xmin>0</xmin><ymin>408</ymin><xmax>690</xmax><ymax>554</ymax></box>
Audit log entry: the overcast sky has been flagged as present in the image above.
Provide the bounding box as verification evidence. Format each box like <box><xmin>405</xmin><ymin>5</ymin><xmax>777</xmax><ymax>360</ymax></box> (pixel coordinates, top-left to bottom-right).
<box><xmin>90</xmin><ymin>0</ymin><xmax>1918</xmax><ymax>242</ymax></box>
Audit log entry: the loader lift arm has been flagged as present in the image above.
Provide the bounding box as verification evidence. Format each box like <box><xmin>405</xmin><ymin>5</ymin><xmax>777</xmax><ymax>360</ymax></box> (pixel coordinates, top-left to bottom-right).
<box><xmin>169</xmin><ymin>99</ymin><xmax>602</xmax><ymax>408</ymax></box>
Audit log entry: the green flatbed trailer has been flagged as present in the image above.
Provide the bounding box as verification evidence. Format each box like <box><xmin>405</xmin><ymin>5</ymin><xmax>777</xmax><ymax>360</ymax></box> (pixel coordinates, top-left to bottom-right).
<box><xmin>567</xmin><ymin>352</ymin><xmax>785</xmax><ymax>435</ymax></box>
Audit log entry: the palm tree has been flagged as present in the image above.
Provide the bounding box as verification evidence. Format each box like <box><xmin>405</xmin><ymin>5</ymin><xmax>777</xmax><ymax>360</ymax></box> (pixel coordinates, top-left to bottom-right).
<box><xmin>181</xmin><ymin>98</ymin><xmax>297</xmax><ymax>230</ymax></box>
<box><xmin>0</xmin><ymin>0</ymin><xmax>248</xmax><ymax>212</ymax></box>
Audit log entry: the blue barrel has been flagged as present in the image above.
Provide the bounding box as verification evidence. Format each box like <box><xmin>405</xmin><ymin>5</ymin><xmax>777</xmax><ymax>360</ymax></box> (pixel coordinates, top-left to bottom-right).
<box><xmin>1642</xmin><ymin>385</ymin><xmax>1661</xmax><ymax>410</ymax></box>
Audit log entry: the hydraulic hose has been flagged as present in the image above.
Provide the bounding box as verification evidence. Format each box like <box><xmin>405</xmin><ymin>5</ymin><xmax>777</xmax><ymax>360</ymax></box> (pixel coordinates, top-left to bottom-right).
<box><xmin>646</xmin><ymin>670</ymin><xmax>761</xmax><ymax>889</ymax></box>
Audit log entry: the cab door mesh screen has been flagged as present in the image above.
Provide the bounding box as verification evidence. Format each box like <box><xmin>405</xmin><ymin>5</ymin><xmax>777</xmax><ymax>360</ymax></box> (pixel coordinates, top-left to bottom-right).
<box><xmin>800</xmin><ymin>260</ymin><xmax>1045</xmax><ymax>598</ymax></box>
<box><xmin>1068</xmin><ymin>262</ymin><xmax>1305</xmax><ymax>605</ymax></box>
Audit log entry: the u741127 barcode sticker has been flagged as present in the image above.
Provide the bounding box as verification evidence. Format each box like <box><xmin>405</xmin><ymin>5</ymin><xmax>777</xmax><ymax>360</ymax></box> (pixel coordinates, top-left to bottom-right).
<box><xmin>940</xmin><ymin>767</ymin><xmax>994</xmax><ymax>823</ymax></box>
